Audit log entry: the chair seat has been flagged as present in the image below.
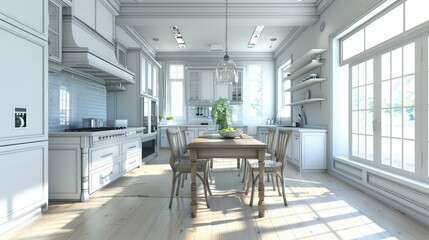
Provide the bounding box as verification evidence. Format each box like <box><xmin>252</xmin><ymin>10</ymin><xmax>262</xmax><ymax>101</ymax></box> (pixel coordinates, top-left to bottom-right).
<box><xmin>175</xmin><ymin>159</ymin><xmax>208</xmax><ymax>172</ymax></box>
<box><xmin>247</xmin><ymin>159</ymin><xmax>281</xmax><ymax>171</ymax></box>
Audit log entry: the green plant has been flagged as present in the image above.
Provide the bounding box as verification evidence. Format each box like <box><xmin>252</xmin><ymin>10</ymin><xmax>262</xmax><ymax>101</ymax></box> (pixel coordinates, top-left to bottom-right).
<box><xmin>158</xmin><ymin>114</ymin><xmax>164</xmax><ymax>121</ymax></box>
<box><xmin>211</xmin><ymin>98</ymin><xmax>232</xmax><ymax>130</ymax></box>
<box><xmin>166</xmin><ymin>116</ymin><xmax>174</xmax><ymax>121</ymax></box>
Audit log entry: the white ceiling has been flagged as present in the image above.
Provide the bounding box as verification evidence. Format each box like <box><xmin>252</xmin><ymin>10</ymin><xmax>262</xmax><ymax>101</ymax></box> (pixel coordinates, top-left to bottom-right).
<box><xmin>117</xmin><ymin>0</ymin><xmax>332</xmax><ymax>54</ymax></box>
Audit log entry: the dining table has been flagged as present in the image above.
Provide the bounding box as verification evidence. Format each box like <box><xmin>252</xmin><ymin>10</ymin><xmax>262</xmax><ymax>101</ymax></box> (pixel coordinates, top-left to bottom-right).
<box><xmin>187</xmin><ymin>133</ymin><xmax>267</xmax><ymax>218</ymax></box>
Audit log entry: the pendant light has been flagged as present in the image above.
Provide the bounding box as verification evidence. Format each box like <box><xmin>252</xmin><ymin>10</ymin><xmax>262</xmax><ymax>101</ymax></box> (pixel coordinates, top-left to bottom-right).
<box><xmin>215</xmin><ymin>0</ymin><xmax>237</xmax><ymax>85</ymax></box>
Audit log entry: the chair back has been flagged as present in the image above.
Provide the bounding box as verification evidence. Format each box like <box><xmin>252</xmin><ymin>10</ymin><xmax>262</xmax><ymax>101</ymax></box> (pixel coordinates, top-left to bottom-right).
<box><xmin>166</xmin><ymin>128</ymin><xmax>183</xmax><ymax>169</ymax></box>
<box><xmin>266</xmin><ymin>127</ymin><xmax>277</xmax><ymax>157</ymax></box>
<box><xmin>176</xmin><ymin>127</ymin><xmax>188</xmax><ymax>154</ymax></box>
<box><xmin>275</xmin><ymin>129</ymin><xmax>292</xmax><ymax>170</ymax></box>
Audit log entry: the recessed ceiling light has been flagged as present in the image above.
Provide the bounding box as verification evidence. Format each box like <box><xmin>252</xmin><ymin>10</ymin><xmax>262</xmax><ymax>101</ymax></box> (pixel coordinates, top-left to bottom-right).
<box><xmin>247</xmin><ymin>26</ymin><xmax>265</xmax><ymax>48</ymax></box>
<box><xmin>170</xmin><ymin>26</ymin><xmax>186</xmax><ymax>49</ymax></box>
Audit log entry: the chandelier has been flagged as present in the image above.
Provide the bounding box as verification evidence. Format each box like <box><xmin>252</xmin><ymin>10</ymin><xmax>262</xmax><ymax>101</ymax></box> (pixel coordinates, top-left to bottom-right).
<box><xmin>215</xmin><ymin>0</ymin><xmax>237</xmax><ymax>85</ymax></box>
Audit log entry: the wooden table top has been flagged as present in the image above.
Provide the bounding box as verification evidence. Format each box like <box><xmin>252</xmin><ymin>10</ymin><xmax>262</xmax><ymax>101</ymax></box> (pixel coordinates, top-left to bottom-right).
<box><xmin>187</xmin><ymin>133</ymin><xmax>267</xmax><ymax>149</ymax></box>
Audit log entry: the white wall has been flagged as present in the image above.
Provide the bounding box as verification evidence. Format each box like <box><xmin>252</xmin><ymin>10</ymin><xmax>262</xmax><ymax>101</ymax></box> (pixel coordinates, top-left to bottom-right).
<box><xmin>275</xmin><ymin>0</ymin><xmax>377</xmax><ymax>128</ymax></box>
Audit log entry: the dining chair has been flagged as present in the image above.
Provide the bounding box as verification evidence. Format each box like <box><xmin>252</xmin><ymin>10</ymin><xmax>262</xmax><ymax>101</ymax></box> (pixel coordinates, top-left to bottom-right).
<box><xmin>166</xmin><ymin>128</ymin><xmax>212</xmax><ymax>208</ymax></box>
<box><xmin>244</xmin><ymin>128</ymin><xmax>292</xmax><ymax>206</ymax></box>
<box><xmin>240</xmin><ymin>127</ymin><xmax>277</xmax><ymax>186</ymax></box>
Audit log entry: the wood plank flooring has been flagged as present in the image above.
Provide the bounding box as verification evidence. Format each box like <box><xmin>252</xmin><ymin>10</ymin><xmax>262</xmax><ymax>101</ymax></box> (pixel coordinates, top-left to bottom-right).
<box><xmin>3</xmin><ymin>150</ymin><xmax>429</xmax><ymax>240</ymax></box>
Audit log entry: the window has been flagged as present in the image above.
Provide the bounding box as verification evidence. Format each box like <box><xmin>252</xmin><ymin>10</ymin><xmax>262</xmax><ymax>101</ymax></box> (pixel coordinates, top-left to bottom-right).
<box><xmin>341</xmin><ymin>0</ymin><xmax>429</xmax><ymax>62</ymax></box>
<box><xmin>168</xmin><ymin>64</ymin><xmax>185</xmax><ymax>119</ymax></box>
<box><xmin>278</xmin><ymin>59</ymin><xmax>292</xmax><ymax>120</ymax></box>
<box><xmin>59</xmin><ymin>88</ymin><xmax>70</xmax><ymax>126</ymax></box>
<box><xmin>247</xmin><ymin>64</ymin><xmax>263</xmax><ymax>119</ymax></box>
<box><xmin>381</xmin><ymin>43</ymin><xmax>415</xmax><ymax>172</ymax></box>
<box><xmin>351</xmin><ymin>59</ymin><xmax>374</xmax><ymax>161</ymax></box>
<box><xmin>337</xmin><ymin>0</ymin><xmax>428</xmax><ymax>182</ymax></box>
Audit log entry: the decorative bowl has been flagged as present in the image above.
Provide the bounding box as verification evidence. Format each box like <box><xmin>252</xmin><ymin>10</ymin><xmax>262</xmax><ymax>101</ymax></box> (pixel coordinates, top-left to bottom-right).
<box><xmin>219</xmin><ymin>130</ymin><xmax>241</xmax><ymax>139</ymax></box>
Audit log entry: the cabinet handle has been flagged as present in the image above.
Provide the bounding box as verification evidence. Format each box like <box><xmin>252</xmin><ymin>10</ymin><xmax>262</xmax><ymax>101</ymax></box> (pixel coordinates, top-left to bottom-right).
<box><xmin>128</xmin><ymin>145</ymin><xmax>137</xmax><ymax>150</ymax></box>
<box><xmin>101</xmin><ymin>153</ymin><xmax>114</xmax><ymax>158</ymax></box>
<box><xmin>102</xmin><ymin>172</ymin><xmax>114</xmax><ymax>180</ymax></box>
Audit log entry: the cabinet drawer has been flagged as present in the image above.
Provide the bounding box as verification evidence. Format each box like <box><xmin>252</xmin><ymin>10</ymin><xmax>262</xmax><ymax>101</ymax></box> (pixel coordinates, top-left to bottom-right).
<box><xmin>122</xmin><ymin>139</ymin><xmax>141</xmax><ymax>155</ymax></box>
<box><xmin>89</xmin><ymin>161</ymin><xmax>121</xmax><ymax>194</ymax></box>
<box><xmin>90</xmin><ymin>144</ymin><xmax>120</xmax><ymax>169</ymax></box>
<box><xmin>124</xmin><ymin>152</ymin><xmax>141</xmax><ymax>172</ymax></box>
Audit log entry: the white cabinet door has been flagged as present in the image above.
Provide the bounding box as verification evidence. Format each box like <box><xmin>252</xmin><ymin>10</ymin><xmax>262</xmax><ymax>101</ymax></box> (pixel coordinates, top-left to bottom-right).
<box><xmin>1</xmin><ymin>141</ymin><xmax>48</xmax><ymax>221</ymax></box>
<box><xmin>291</xmin><ymin>132</ymin><xmax>301</xmax><ymax>167</ymax></box>
<box><xmin>160</xmin><ymin>130</ymin><xmax>169</xmax><ymax>148</ymax></box>
<box><xmin>0</xmin><ymin>22</ymin><xmax>47</xmax><ymax>146</ymax></box>
<box><xmin>301</xmin><ymin>132</ymin><xmax>326</xmax><ymax>169</ymax></box>
<box><xmin>257</xmin><ymin>127</ymin><xmax>269</xmax><ymax>143</ymax></box>
<box><xmin>200</xmin><ymin>71</ymin><xmax>214</xmax><ymax>100</ymax></box>
<box><xmin>185</xmin><ymin>130</ymin><xmax>196</xmax><ymax>145</ymax></box>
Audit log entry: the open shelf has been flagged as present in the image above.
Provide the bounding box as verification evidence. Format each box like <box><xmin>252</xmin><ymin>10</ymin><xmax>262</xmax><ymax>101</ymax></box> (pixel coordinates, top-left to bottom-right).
<box><xmin>284</xmin><ymin>49</ymin><xmax>326</xmax><ymax>78</ymax></box>
<box><xmin>285</xmin><ymin>98</ymin><xmax>326</xmax><ymax>106</ymax></box>
<box><xmin>284</xmin><ymin>78</ymin><xmax>326</xmax><ymax>92</ymax></box>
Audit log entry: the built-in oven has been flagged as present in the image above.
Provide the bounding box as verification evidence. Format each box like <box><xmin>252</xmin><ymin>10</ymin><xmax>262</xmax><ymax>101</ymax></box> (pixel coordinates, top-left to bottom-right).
<box><xmin>141</xmin><ymin>135</ymin><xmax>157</xmax><ymax>163</ymax></box>
<box><xmin>142</xmin><ymin>97</ymin><xmax>158</xmax><ymax>134</ymax></box>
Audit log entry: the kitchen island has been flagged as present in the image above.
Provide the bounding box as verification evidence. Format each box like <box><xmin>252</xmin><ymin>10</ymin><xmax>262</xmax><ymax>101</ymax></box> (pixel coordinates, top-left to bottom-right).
<box><xmin>48</xmin><ymin>127</ymin><xmax>144</xmax><ymax>201</ymax></box>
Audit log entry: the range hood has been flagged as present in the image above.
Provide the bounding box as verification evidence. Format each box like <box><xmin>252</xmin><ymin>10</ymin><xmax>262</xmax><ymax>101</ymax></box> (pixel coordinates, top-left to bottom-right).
<box><xmin>61</xmin><ymin>16</ymin><xmax>135</xmax><ymax>84</ymax></box>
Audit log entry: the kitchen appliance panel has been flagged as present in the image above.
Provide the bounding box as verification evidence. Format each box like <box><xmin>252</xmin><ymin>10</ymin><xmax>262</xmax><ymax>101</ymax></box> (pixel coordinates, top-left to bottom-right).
<box><xmin>0</xmin><ymin>141</ymin><xmax>48</xmax><ymax>222</ymax></box>
<box><xmin>0</xmin><ymin>23</ymin><xmax>47</xmax><ymax>145</ymax></box>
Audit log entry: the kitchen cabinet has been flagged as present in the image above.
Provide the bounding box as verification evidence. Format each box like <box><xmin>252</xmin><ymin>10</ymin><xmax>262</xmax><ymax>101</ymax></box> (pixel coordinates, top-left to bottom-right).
<box><xmin>187</xmin><ymin>70</ymin><xmax>214</xmax><ymax>101</ymax></box>
<box><xmin>256</xmin><ymin>126</ymin><xmax>273</xmax><ymax>144</ymax></box>
<box><xmin>0</xmin><ymin>2</ymin><xmax>49</xmax><ymax>234</ymax></box>
<box><xmin>284</xmin><ymin>49</ymin><xmax>326</xmax><ymax>106</ymax></box>
<box><xmin>48</xmin><ymin>128</ymin><xmax>144</xmax><ymax>201</ymax></box>
<box><xmin>108</xmin><ymin>49</ymin><xmax>160</xmax><ymax>128</ymax></box>
<box><xmin>48</xmin><ymin>0</ymin><xmax>70</xmax><ymax>62</ymax></box>
<box><xmin>187</xmin><ymin>69</ymin><xmax>242</xmax><ymax>102</ymax></box>
<box><xmin>0</xmin><ymin>141</ymin><xmax>49</xmax><ymax>233</ymax></box>
<box><xmin>159</xmin><ymin>125</ymin><xmax>216</xmax><ymax>148</ymax></box>
<box><xmin>282</xmin><ymin>128</ymin><xmax>327</xmax><ymax>173</ymax></box>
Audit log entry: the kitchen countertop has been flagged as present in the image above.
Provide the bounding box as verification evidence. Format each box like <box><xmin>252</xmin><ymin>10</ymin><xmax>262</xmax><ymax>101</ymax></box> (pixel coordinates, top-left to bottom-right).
<box><xmin>49</xmin><ymin>127</ymin><xmax>145</xmax><ymax>137</ymax></box>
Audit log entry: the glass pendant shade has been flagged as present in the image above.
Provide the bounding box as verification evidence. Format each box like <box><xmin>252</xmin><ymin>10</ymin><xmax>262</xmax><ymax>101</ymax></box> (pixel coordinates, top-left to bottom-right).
<box><xmin>215</xmin><ymin>0</ymin><xmax>237</xmax><ymax>85</ymax></box>
<box><xmin>215</xmin><ymin>54</ymin><xmax>237</xmax><ymax>85</ymax></box>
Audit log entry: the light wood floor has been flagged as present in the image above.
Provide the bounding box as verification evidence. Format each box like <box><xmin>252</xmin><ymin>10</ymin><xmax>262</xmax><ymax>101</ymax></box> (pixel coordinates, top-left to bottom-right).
<box><xmin>3</xmin><ymin>150</ymin><xmax>429</xmax><ymax>240</ymax></box>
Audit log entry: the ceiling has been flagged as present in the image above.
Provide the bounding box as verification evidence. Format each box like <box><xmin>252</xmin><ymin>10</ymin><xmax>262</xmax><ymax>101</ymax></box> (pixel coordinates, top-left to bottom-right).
<box><xmin>117</xmin><ymin>0</ymin><xmax>333</xmax><ymax>55</ymax></box>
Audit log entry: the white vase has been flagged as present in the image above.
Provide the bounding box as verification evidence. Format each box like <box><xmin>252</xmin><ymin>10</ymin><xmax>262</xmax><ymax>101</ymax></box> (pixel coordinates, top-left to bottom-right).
<box><xmin>166</xmin><ymin>120</ymin><xmax>173</xmax><ymax>125</ymax></box>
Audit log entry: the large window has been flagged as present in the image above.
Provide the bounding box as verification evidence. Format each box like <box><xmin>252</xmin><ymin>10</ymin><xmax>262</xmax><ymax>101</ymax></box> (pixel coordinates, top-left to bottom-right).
<box><xmin>341</xmin><ymin>0</ymin><xmax>429</xmax><ymax>62</ymax></box>
<box><xmin>279</xmin><ymin>60</ymin><xmax>292</xmax><ymax>120</ymax></box>
<box><xmin>339</xmin><ymin>0</ymin><xmax>428</xmax><ymax>182</ymax></box>
<box><xmin>247</xmin><ymin>64</ymin><xmax>263</xmax><ymax>119</ymax></box>
<box><xmin>168</xmin><ymin>64</ymin><xmax>185</xmax><ymax>119</ymax></box>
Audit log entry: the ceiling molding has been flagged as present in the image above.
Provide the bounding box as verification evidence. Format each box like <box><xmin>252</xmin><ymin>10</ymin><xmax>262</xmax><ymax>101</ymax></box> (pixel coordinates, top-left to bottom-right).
<box><xmin>122</xmin><ymin>26</ymin><xmax>157</xmax><ymax>57</ymax></box>
<box><xmin>273</xmin><ymin>26</ymin><xmax>307</xmax><ymax>58</ymax></box>
<box><xmin>155</xmin><ymin>51</ymin><xmax>274</xmax><ymax>62</ymax></box>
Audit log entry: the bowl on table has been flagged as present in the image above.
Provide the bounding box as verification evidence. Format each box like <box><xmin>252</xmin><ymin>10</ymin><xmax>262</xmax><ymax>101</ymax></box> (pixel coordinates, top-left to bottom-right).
<box><xmin>219</xmin><ymin>129</ymin><xmax>241</xmax><ymax>139</ymax></box>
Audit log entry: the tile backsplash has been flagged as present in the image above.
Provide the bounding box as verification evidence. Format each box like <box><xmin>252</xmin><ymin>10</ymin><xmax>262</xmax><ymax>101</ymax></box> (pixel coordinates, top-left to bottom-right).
<box><xmin>49</xmin><ymin>71</ymin><xmax>106</xmax><ymax>132</ymax></box>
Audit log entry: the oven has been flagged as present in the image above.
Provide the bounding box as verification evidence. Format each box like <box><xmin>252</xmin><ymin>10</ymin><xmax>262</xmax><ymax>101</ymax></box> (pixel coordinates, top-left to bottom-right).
<box><xmin>141</xmin><ymin>134</ymin><xmax>157</xmax><ymax>163</ymax></box>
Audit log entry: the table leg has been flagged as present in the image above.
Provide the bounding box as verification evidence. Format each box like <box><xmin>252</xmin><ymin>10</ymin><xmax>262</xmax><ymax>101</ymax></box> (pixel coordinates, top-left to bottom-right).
<box><xmin>190</xmin><ymin>151</ymin><xmax>197</xmax><ymax>218</ymax></box>
<box><xmin>257</xmin><ymin>149</ymin><xmax>265</xmax><ymax>217</ymax></box>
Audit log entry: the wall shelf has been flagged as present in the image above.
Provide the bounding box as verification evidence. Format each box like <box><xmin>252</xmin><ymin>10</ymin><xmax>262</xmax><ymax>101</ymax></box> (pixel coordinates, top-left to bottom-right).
<box><xmin>284</xmin><ymin>78</ymin><xmax>326</xmax><ymax>92</ymax></box>
<box><xmin>286</xmin><ymin>98</ymin><xmax>326</xmax><ymax>106</ymax></box>
<box><xmin>286</xmin><ymin>49</ymin><xmax>326</xmax><ymax>74</ymax></box>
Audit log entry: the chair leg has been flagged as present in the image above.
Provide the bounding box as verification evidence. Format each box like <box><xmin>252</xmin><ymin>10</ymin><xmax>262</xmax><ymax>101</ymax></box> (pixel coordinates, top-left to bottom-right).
<box><xmin>250</xmin><ymin>172</ymin><xmax>258</xmax><ymax>206</ymax></box>
<box><xmin>206</xmin><ymin>167</ymin><xmax>212</xmax><ymax>196</ymax></box>
<box><xmin>266</xmin><ymin>172</ymin><xmax>270</xmax><ymax>182</ymax></box>
<box><xmin>169</xmin><ymin>173</ymin><xmax>178</xmax><ymax>208</ymax></box>
<box><xmin>176</xmin><ymin>174</ymin><xmax>182</xmax><ymax>196</ymax></box>
<box><xmin>181</xmin><ymin>173</ymin><xmax>186</xmax><ymax>188</ymax></box>
<box><xmin>270</xmin><ymin>172</ymin><xmax>276</xmax><ymax>191</ymax></box>
<box><xmin>280</xmin><ymin>175</ymin><xmax>287</xmax><ymax>206</ymax></box>
<box><xmin>203</xmin><ymin>172</ymin><xmax>210</xmax><ymax>208</ymax></box>
<box><xmin>276</xmin><ymin>174</ymin><xmax>281</xmax><ymax>196</ymax></box>
<box><xmin>241</xmin><ymin>160</ymin><xmax>247</xmax><ymax>183</ymax></box>
<box><xmin>244</xmin><ymin>166</ymin><xmax>251</xmax><ymax>195</ymax></box>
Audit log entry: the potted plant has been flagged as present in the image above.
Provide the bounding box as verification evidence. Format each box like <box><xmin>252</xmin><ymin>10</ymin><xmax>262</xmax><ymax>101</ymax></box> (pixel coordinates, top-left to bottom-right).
<box><xmin>211</xmin><ymin>98</ymin><xmax>232</xmax><ymax>130</ymax></box>
<box><xmin>158</xmin><ymin>114</ymin><xmax>164</xmax><ymax>124</ymax></box>
<box><xmin>166</xmin><ymin>116</ymin><xmax>174</xmax><ymax>125</ymax></box>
